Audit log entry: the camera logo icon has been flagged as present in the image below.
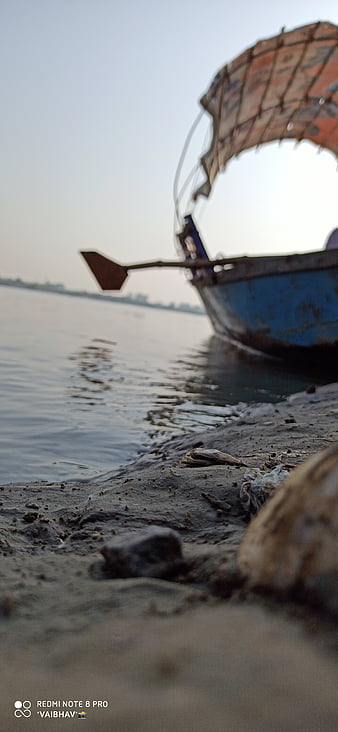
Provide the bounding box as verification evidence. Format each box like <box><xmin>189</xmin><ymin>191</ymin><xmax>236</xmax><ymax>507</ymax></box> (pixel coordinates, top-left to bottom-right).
<box><xmin>14</xmin><ymin>701</ymin><xmax>32</xmax><ymax>718</ymax></box>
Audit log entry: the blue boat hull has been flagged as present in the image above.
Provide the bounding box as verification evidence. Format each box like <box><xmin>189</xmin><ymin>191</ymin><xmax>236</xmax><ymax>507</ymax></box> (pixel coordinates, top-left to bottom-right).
<box><xmin>194</xmin><ymin>265</ymin><xmax>338</xmax><ymax>362</ymax></box>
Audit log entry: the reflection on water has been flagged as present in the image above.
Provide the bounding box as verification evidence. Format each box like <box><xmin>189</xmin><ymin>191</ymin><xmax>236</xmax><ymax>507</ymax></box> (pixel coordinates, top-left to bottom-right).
<box><xmin>146</xmin><ymin>335</ymin><xmax>334</xmax><ymax>433</ymax></box>
<box><xmin>68</xmin><ymin>333</ymin><xmax>336</xmax><ymax>438</ymax></box>
<box><xmin>180</xmin><ymin>335</ymin><xmax>333</xmax><ymax>402</ymax></box>
<box><xmin>68</xmin><ymin>338</ymin><xmax>119</xmax><ymax>407</ymax></box>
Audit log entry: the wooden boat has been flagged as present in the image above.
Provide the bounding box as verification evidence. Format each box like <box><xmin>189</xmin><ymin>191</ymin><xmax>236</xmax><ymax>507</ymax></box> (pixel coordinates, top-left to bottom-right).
<box><xmin>81</xmin><ymin>21</ymin><xmax>338</xmax><ymax>363</ymax></box>
<box><xmin>174</xmin><ymin>21</ymin><xmax>338</xmax><ymax>363</ymax></box>
<box><xmin>177</xmin><ymin>215</ymin><xmax>338</xmax><ymax>362</ymax></box>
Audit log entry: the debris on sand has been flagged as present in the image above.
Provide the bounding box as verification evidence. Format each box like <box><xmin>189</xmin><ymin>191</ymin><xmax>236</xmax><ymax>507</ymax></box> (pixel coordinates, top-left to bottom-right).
<box><xmin>181</xmin><ymin>448</ymin><xmax>246</xmax><ymax>467</ymax></box>
<box><xmin>239</xmin><ymin>465</ymin><xmax>290</xmax><ymax>517</ymax></box>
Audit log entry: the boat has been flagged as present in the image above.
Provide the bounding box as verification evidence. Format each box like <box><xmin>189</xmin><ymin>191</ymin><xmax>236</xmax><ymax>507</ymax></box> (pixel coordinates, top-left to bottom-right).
<box><xmin>81</xmin><ymin>21</ymin><xmax>338</xmax><ymax>364</ymax></box>
<box><xmin>175</xmin><ymin>21</ymin><xmax>338</xmax><ymax>364</ymax></box>
<box><xmin>177</xmin><ymin>214</ymin><xmax>338</xmax><ymax>362</ymax></box>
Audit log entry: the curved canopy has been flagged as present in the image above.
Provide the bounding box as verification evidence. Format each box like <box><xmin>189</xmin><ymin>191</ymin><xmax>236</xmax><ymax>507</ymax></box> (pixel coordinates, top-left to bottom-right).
<box><xmin>194</xmin><ymin>21</ymin><xmax>338</xmax><ymax>199</ymax></box>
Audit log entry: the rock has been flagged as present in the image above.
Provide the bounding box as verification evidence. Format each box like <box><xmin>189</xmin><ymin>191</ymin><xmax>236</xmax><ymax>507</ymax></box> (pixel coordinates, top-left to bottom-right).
<box><xmin>237</xmin><ymin>444</ymin><xmax>338</xmax><ymax>615</ymax></box>
<box><xmin>100</xmin><ymin>526</ymin><xmax>185</xmax><ymax>579</ymax></box>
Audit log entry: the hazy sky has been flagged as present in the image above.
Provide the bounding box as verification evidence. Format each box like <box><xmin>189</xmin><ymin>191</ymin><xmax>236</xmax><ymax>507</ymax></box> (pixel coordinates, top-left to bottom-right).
<box><xmin>1</xmin><ymin>0</ymin><xmax>338</xmax><ymax>306</ymax></box>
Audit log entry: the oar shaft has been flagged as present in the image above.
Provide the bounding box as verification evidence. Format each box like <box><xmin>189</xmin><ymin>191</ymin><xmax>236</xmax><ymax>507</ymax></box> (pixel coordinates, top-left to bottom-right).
<box><xmin>127</xmin><ymin>256</ymin><xmax>250</xmax><ymax>271</ymax></box>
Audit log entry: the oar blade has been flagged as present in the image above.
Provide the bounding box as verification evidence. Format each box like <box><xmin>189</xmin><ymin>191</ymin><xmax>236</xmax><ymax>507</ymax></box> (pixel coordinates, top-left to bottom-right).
<box><xmin>80</xmin><ymin>251</ymin><xmax>128</xmax><ymax>290</ymax></box>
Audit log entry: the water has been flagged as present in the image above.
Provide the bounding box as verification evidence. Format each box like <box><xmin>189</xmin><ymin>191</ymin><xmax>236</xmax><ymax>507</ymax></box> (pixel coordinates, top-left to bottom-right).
<box><xmin>0</xmin><ymin>286</ymin><xmax>333</xmax><ymax>484</ymax></box>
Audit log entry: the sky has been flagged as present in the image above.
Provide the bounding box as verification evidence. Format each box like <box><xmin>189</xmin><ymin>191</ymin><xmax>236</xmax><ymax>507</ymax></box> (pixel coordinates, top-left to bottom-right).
<box><xmin>1</xmin><ymin>0</ymin><xmax>338</xmax><ymax>306</ymax></box>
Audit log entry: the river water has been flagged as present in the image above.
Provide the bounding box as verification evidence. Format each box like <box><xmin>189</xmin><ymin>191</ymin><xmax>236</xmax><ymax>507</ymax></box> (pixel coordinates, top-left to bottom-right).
<box><xmin>0</xmin><ymin>286</ymin><xmax>333</xmax><ymax>483</ymax></box>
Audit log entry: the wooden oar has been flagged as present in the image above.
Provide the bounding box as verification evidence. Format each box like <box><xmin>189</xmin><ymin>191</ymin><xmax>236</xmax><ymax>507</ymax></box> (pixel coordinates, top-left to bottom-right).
<box><xmin>80</xmin><ymin>250</ymin><xmax>256</xmax><ymax>291</ymax></box>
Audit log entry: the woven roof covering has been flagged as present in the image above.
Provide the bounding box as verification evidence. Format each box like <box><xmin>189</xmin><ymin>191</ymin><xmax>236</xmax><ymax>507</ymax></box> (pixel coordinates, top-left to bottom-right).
<box><xmin>195</xmin><ymin>22</ymin><xmax>338</xmax><ymax>198</ymax></box>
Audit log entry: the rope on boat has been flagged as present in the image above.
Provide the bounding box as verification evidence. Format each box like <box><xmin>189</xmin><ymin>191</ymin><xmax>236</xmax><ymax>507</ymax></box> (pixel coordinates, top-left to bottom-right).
<box><xmin>173</xmin><ymin>108</ymin><xmax>212</xmax><ymax>262</ymax></box>
<box><xmin>173</xmin><ymin>108</ymin><xmax>204</xmax><ymax>228</ymax></box>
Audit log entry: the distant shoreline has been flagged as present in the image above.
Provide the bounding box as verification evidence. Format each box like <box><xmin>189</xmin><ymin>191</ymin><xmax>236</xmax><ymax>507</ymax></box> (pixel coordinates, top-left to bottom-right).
<box><xmin>0</xmin><ymin>277</ymin><xmax>205</xmax><ymax>316</ymax></box>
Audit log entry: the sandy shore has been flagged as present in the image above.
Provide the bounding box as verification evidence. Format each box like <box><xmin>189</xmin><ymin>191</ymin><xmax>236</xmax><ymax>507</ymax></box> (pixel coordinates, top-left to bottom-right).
<box><xmin>1</xmin><ymin>383</ymin><xmax>338</xmax><ymax>730</ymax></box>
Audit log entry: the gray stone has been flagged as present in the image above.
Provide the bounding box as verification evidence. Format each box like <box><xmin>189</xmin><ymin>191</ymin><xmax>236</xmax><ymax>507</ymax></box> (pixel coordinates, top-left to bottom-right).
<box><xmin>101</xmin><ymin>526</ymin><xmax>185</xmax><ymax>579</ymax></box>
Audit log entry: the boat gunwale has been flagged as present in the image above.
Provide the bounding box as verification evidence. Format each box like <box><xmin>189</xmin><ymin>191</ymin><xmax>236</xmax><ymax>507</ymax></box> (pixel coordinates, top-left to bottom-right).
<box><xmin>191</xmin><ymin>248</ymin><xmax>338</xmax><ymax>287</ymax></box>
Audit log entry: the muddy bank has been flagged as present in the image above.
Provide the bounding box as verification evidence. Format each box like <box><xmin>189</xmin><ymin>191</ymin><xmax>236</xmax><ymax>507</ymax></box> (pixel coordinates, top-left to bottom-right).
<box><xmin>1</xmin><ymin>383</ymin><xmax>338</xmax><ymax>730</ymax></box>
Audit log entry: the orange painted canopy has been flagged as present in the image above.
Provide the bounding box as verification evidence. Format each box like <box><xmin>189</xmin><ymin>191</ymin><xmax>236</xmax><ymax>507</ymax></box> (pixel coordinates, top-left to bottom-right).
<box><xmin>194</xmin><ymin>21</ymin><xmax>338</xmax><ymax>199</ymax></box>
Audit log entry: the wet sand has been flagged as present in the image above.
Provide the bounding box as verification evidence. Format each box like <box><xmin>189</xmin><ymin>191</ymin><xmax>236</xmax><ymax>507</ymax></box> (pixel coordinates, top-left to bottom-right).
<box><xmin>1</xmin><ymin>383</ymin><xmax>338</xmax><ymax>730</ymax></box>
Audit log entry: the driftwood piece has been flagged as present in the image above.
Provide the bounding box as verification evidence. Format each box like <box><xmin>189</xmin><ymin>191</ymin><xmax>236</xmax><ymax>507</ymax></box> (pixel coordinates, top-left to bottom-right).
<box><xmin>182</xmin><ymin>448</ymin><xmax>246</xmax><ymax>467</ymax></box>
